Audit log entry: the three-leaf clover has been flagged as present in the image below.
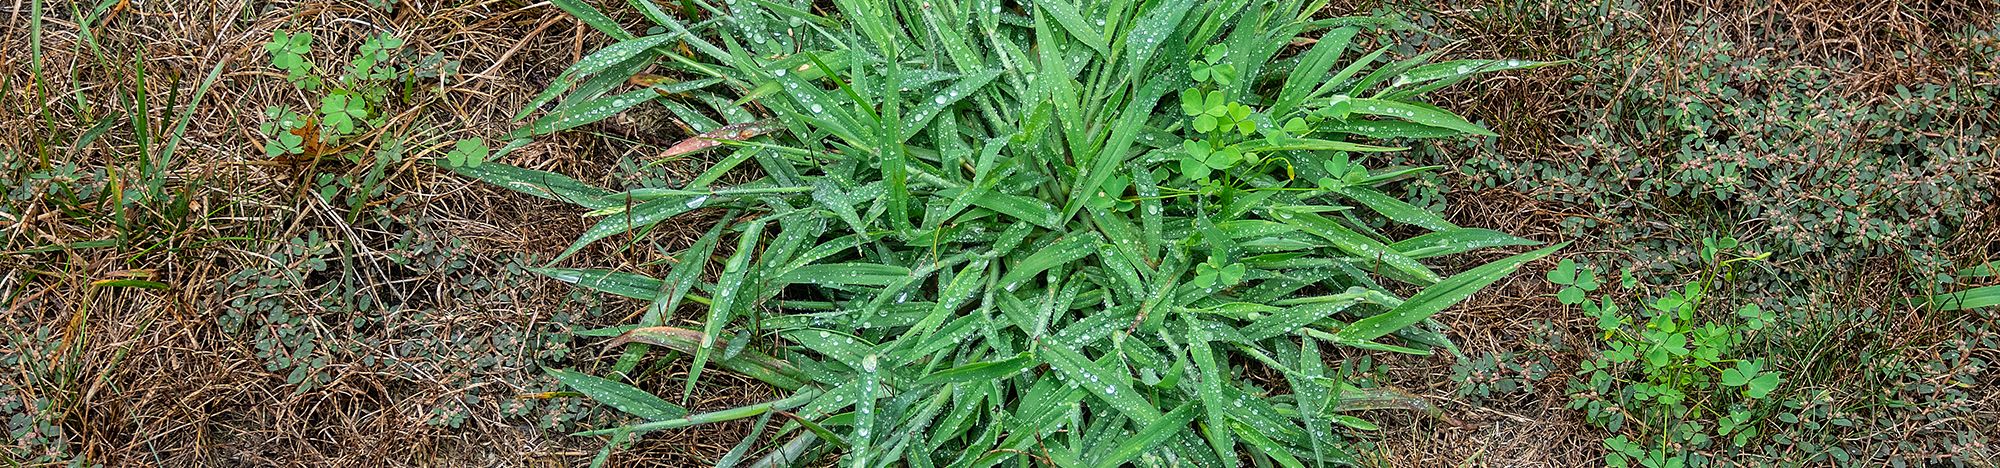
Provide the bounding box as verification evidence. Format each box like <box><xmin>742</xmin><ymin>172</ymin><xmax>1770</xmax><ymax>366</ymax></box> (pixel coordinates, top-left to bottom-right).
<box><xmin>266</xmin><ymin>31</ymin><xmax>318</xmax><ymax>88</ymax></box>
<box><xmin>1720</xmin><ymin>359</ymin><xmax>1783</xmax><ymax>398</ymax></box>
<box><xmin>1699</xmin><ymin>235</ymin><xmax>1739</xmax><ymax>264</ymax></box>
<box><xmin>444</xmin><ymin>138</ymin><xmax>489</xmax><ymax>168</ymax></box>
<box><xmin>1736</xmin><ymin>303</ymin><xmax>1771</xmax><ymax>330</ymax></box>
<box><xmin>1585</xmin><ymin>298</ymin><xmax>1622</xmax><ymax>334</ymax></box>
<box><xmin>315</xmin><ymin>173</ymin><xmax>342</xmax><ymax>201</ymax></box>
<box><xmin>1716</xmin><ymin>409</ymin><xmax>1759</xmax><ymax>447</ymax></box>
<box><xmin>1547</xmin><ymin>258</ymin><xmax>1602</xmax><ymax>305</ymax></box>
<box><xmin>1281</xmin><ymin>117</ymin><xmax>1312</xmax><ymax>135</ymax></box>
<box><xmin>1190</xmin><ymin>258</ymin><xmax>1245</xmax><ymax>289</ymax></box>
<box><xmin>267</xmin><ymin>133</ymin><xmax>305</xmax><ymax>157</ymax></box>
<box><xmin>319</xmin><ymin>93</ymin><xmax>367</xmax><ymax>135</ymax></box>
<box><xmin>351</xmin><ymin>33</ymin><xmax>406</xmax><ymax>80</ymax></box>
<box><xmin>1314</xmin><ymin>154</ymin><xmax>1367</xmax><ymax>190</ymax></box>
<box><xmin>358</xmin><ymin>33</ymin><xmax>405</xmax><ymax>59</ymax></box>
<box><xmin>1188</xmin><ymin>45</ymin><xmax>1237</xmax><ymax>85</ymax></box>
<box><xmin>260</xmin><ymin>106</ymin><xmax>302</xmax><ymax>135</ymax></box>
<box><xmin>1084</xmin><ymin>174</ymin><xmax>1132</xmax><ymax>211</ymax></box>
<box><xmin>1603</xmin><ymin>436</ymin><xmax>1647</xmax><ymax>468</ymax></box>
<box><xmin>1179</xmin><ymin>90</ymin><xmax>1256</xmax><ymax>135</ymax></box>
<box><xmin>266</xmin><ymin>31</ymin><xmax>312</xmax><ymax>71</ymax></box>
<box><xmin>1179</xmin><ymin>140</ymin><xmax>1250</xmax><ymax>181</ymax></box>
<box><xmin>1641</xmin><ymin>329</ymin><xmax>1689</xmax><ymax>369</ymax></box>
<box><xmin>262</xmin><ymin>107</ymin><xmax>306</xmax><ymax>157</ymax></box>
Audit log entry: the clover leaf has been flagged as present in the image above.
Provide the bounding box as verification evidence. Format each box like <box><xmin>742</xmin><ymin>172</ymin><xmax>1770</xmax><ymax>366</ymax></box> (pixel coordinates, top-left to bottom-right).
<box><xmin>1191</xmin><ymin>260</ymin><xmax>1245</xmax><ymax>289</ymax></box>
<box><xmin>444</xmin><ymin>138</ymin><xmax>489</xmax><ymax>168</ymax></box>
<box><xmin>266</xmin><ymin>133</ymin><xmax>305</xmax><ymax>157</ymax></box>
<box><xmin>1547</xmin><ymin>258</ymin><xmax>1601</xmax><ymax>304</ymax></box>
<box><xmin>1721</xmin><ymin>360</ymin><xmax>1782</xmax><ymax>398</ymax></box>
<box><xmin>319</xmin><ymin>93</ymin><xmax>367</xmax><ymax>135</ymax></box>
<box><xmin>1736</xmin><ymin>303</ymin><xmax>1770</xmax><ymax>330</ymax></box>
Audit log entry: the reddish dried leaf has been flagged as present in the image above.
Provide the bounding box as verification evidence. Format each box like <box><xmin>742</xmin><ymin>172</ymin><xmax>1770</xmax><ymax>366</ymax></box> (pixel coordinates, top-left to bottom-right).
<box><xmin>658</xmin><ymin>119</ymin><xmax>782</xmax><ymax>159</ymax></box>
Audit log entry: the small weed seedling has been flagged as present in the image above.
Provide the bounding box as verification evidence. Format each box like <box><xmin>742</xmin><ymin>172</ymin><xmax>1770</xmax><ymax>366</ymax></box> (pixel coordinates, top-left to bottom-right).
<box><xmin>1565</xmin><ymin>237</ymin><xmax>1787</xmax><ymax>467</ymax></box>
<box><xmin>259</xmin><ymin>30</ymin><xmax>466</xmax><ymax>220</ymax></box>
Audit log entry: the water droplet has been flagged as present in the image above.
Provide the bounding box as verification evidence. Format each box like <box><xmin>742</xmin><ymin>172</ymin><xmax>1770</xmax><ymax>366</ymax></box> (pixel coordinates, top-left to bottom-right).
<box><xmin>810</xmin><ymin>103</ymin><xmax>824</xmax><ymax>113</ymax></box>
<box><xmin>990</xmin><ymin>5</ymin><xmax>1002</xmax><ymax>13</ymax></box>
<box><xmin>818</xmin><ymin>331</ymin><xmax>831</xmax><ymax>338</ymax></box>
<box><xmin>685</xmin><ymin>196</ymin><xmax>709</xmax><ymax>208</ymax></box>
<box><xmin>1105</xmin><ymin>386</ymin><xmax>1116</xmax><ymax>394</ymax></box>
<box><xmin>774</xmin><ymin>69</ymin><xmax>787</xmax><ymax>76</ymax></box>
<box><xmin>934</xmin><ymin>95</ymin><xmax>948</xmax><ymax>105</ymax></box>
<box><xmin>862</xmin><ymin>354</ymin><xmax>880</xmax><ymax>372</ymax></box>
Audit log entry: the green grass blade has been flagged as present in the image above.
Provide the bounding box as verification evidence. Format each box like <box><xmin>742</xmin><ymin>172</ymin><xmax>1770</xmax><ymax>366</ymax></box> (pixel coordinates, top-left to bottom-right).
<box><xmin>1925</xmin><ymin>285</ymin><xmax>2000</xmax><ymax>311</ymax></box>
<box><xmin>996</xmin><ymin>234</ymin><xmax>1099</xmax><ymax>289</ymax></box>
<box><xmin>1272</xmin><ymin>27</ymin><xmax>1356</xmax><ymax>118</ymax></box>
<box><xmin>848</xmin><ymin>353</ymin><xmax>883</xmax><ymax>467</ymax></box>
<box><xmin>534</xmin><ymin>268</ymin><xmax>664</xmax><ymax>301</ymax></box>
<box><xmin>609</xmin><ymin>327</ymin><xmax>806</xmax><ymax>389</ymax></box>
<box><xmin>684</xmin><ymin>219</ymin><xmax>767</xmax><ymax>400</ymax></box>
<box><xmin>915</xmin><ymin>352</ymin><xmax>1036</xmax><ymax>386</ymax></box>
<box><xmin>769</xmin><ymin>263</ymin><xmax>913</xmax><ymax>287</ymax></box>
<box><xmin>615</xmin><ymin>217</ymin><xmax>735</xmax><ymax>374</ymax></box>
<box><xmin>507</xmin><ymin>88</ymin><xmax>658</xmax><ymax>139</ymax></box>
<box><xmin>1041</xmin><ymin>345</ymin><xmax>1159</xmax><ymax>424</ymax></box>
<box><xmin>558</xmin><ymin>194</ymin><xmax>713</xmax><ymax>260</ymax></box>
<box><xmin>1270</xmin><ymin>206</ymin><xmax>1440</xmax><ymax>285</ymax></box>
<box><xmin>1230</xmin><ymin>421</ymin><xmax>1307</xmax><ymax>468</ymax></box>
<box><xmin>1320</xmin><ymin>119</ymin><xmax>1464</xmax><ymax>139</ymax></box>
<box><xmin>1389</xmin><ymin>228</ymin><xmax>1540</xmax><ymax>259</ymax></box>
<box><xmin>572</xmin><ymin>389</ymin><xmax>821</xmax><ymax>437</ymax></box>
<box><xmin>1186</xmin><ymin>317</ymin><xmax>1239</xmax><ymax>468</ymax></box>
<box><xmin>554</xmin><ymin>0</ymin><xmax>635</xmax><ymax>40</ymax></box>
<box><xmin>1336</xmin><ymin>186</ymin><xmax>1456</xmax><ymax>231</ymax></box>
<box><xmin>1092</xmin><ymin>402</ymin><xmax>1199</xmax><ymax>468</ymax></box>
<box><xmin>1337</xmin><ymin>243</ymin><xmax>1563</xmax><ymax>342</ymax></box>
<box><xmin>545</xmin><ymin>367</ymin><xmax>689</xmax><ymax>420</ymax></box>
<box><xmin>899</xmin><ymin>68</ymin><xmax>1002</xmax><ymax>141</ymax></box>
<box><xmin>450</xmin><ymin>162</ymin><xmax>617</xmax><ymax>210</ymax></box>
<box><xmin>1342</xmin><ymin>98</ymin><xmax>1496</xmax><ymax>137</ymax></box>
<box><xmin>1036</xmin><ymin>0</ymin><xmax>1110</xmax><ymax>57</ymax></box>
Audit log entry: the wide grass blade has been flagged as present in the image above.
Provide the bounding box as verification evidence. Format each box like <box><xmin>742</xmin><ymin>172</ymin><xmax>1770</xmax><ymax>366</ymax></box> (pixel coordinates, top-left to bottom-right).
<box><xmin>1337</xmin><ymin>244</ymin><xmax>1563</xmax><ymax>342</ymax></box>
<box><xmin>1092</xmin><ymin>402</ymin><xmax>1199</xmax><ymax>468</ymax></box>
<box><xmin>1924</xmin><ymin>285</ymin><xmax>2000</xmax><ymax>311</ymax></box>
<box><xmin>684</xmin><ymin>219</ymin><xmax>767</xmax><ymax>400</ymax></box>
<box><xmin>545</xmin><ymin>367</ymin><xmax>689</xmax><ymax>420</ymax></box>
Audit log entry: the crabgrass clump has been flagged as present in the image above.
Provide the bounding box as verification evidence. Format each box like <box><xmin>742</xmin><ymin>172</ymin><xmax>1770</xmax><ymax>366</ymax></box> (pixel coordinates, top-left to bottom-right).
<box><xmin>460</xmin><ymin>0</ymin><xmax>1555</xmax><ymax>463</ymax></box>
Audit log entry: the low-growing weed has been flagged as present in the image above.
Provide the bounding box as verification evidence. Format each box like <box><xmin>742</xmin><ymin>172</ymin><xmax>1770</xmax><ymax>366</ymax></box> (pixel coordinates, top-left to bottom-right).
<box><xmin>258</xmin><ymin>29</ymin><xmax>462</xmax><ymax>220</ymax></box>
<box><xmin>1564</xmin><ymin>237</ymin><xmax>1791</xmax><ymax>467</ymax></box>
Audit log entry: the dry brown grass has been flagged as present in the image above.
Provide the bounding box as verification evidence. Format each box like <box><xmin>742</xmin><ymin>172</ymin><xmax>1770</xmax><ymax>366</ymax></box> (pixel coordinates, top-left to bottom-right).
<box><xmin>0</xmin><ymin>0</ymin><xmax>759</xmax><ymax>465</ymax></box>
<box><xmin>1330</xmin><ymin>1</ymin><xmax>1999</xmax><ymax>467</ymax></box>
